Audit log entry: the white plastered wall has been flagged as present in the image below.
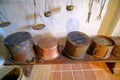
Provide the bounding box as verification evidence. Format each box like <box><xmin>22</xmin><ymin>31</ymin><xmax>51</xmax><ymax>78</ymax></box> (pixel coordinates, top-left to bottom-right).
<box><xmin>0</xmin><ymin>0</ymin><xmax>109</xmax><ymax>38</ymax></box>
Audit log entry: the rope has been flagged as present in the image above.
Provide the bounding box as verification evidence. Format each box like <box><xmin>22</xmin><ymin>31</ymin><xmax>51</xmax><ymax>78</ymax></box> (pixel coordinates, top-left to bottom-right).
<box><xmin>0</xmin><ymin>11</ymin><xmax>9</xmax><ymax>21</ymax></box>
<box><xmin>33</xmin><ymin>0</ymin><xmax>37</xmax><ymax>25</ymax></box>
<box><xmin>66</xmin><ymin>0</ymin><xmax>73</xmax><ymax>5</ymax></box>
<box><xmin>33</xmin><ymin>0</ymin><xmax>44</xmax><ymax>24</ymax></box>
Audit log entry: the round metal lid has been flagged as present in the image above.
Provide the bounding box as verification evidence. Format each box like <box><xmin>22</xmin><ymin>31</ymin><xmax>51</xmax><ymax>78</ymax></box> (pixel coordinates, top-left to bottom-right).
<box><xmin>93</xmin><ymin>35</ymin><xmax>114</xmax><ymax>46</ymax></box>
<box><xmin>67</xmin><ymin>31</ymin><xmax>90</xmax><ymax>46</ymax></box>
<box><xmin>4</xmin><ymin>32</ymin><xmax>32</xmax><ymax>45</ymax></box>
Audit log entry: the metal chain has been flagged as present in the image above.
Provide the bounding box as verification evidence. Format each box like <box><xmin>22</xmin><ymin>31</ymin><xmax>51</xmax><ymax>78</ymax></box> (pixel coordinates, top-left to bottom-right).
<box><xmin>33</xmin><ymin>0</ymin><xmax>44</xmax><ymax>24</ymax></box>
<box><xmin>0</xmin><ymin>11</ymin><xmax>9</xmax><ymax>21</ymax></box>
<box><xmin>36</xmin><ymin>6</ymin><xmax>45</xmax><ymax>23</ymax></box>
<box><xmin>86</xmin><ymin>0</ymin><xmax>94</xmax><ymax>23</ymax></box>
<box><xmin>66</xmin><ymin>0</ymin><xmax>73</xmax><ymax>5</ymax></box>
<box><xmin>33</xmin><ymin>0</ymin><xmax>37</xmax><ymax>25</ymax></box>
<box><xmin>45</xmin><ymin>0</ymin><xmax>50</xmax><ymax>12</ymax></box>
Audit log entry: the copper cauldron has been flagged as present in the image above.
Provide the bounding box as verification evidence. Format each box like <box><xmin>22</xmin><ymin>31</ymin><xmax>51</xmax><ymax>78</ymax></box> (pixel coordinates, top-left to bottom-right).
<box><xmin>38</xmin><ymin>37</ymin><xmax>59</xmax><ymax>60</ymax></box>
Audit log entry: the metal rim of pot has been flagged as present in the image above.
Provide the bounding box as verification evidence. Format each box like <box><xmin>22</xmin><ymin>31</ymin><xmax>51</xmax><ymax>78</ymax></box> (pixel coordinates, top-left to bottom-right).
<box><xmin>32</xmin><ymin>0</ymin><xmax>45</xmax><ymax>30</ymax></box>
<box><xmin>92</xmin><ymin>35</ymin><xmax>115</xmax><ymax>47</ymax></box>
<box><xmin>67</xmin><ymin>31</ymin><xmax>90</xmax><ymax>47</ymax></box>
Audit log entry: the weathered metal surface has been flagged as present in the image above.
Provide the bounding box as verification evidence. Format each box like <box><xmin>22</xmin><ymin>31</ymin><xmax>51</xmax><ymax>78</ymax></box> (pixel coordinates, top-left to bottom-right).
<box><xmin>4</xmin><ymin>37</ymin><xmax>120</xmax><ymax>65</ymax></box>
<box><xmin>111</xmin><ymin>36</ymin><xmax>120</xmax><ymax>57</ymax></box>
<box><xmin>87</xmin><ymin>35</ymin><xmax>115</xmax><ymax>59</ymax></box>
<box><xmin>63</xmin><ymin>31</ymin><xmax>90</xmax><ymax>59</ymax></box>
<box><xmin>4</xmin><ymin>32</ymin><xmax>35</xmax><ymax>63</ymax></box>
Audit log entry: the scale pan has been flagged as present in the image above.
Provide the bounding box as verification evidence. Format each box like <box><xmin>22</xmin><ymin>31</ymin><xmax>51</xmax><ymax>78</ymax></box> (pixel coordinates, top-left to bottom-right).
<box><xmin>0</xmin><ymin>22</ymin><xmax>10</xmax><ymax>27</ymax></box>
<box><xmin>32</xmin><ymin>24</ymin><xmax>45</xmax><ymax>30</ymax></box>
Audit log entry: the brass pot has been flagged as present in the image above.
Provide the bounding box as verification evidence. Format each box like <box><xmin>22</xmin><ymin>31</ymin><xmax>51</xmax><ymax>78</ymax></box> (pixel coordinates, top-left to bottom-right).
<box><xmin>87</xmin><ymin>35</ymin><xmax>115</xmax><ymax>59</ymax></box>
<box><xmin>44</xmin><ymin>11</ymin><xmax>51</xmax><ymax>17</ymax></box>
<box><xmin>66</xmin><ymin>5</ymin><xmax>74</xmax><ymax>11</ymax></box>
<box><xmin>63</xmin><ymin>31</ymin><xmax>90</xmax><ymax>59</ymax></box>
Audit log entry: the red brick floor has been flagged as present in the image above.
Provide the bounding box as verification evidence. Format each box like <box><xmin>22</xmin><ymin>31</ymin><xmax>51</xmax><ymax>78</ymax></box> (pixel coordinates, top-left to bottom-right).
<box><xmin>27</xmin><ymin>62</ymin><xmax>120</xmax><ymax>80</ymax></box>
<box><xmin>50</xmin><ymin>62</ymin><xmax>120</xmax><ymax>80</ymax></box>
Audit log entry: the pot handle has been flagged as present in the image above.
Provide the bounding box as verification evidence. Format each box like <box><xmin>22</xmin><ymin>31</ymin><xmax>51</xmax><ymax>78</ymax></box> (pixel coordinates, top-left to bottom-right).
<box><xmin>27</xmin><ymin>57</ymin><xmax>36</xmax><ymax>64</ymax></box>
<box><xmin>92</xmin><ymin>48</ymin><xmax>97</xmax><ymax>55</ymax></box>
<box><xmin>104</xmin><ymin>48</ymin><xmax>111</xmax><ymax>59</ymax></box>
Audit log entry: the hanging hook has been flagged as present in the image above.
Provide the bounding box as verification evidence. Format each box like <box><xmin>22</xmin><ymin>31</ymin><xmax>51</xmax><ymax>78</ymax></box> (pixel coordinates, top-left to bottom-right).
<box><xmin>86</xmin><ymin>0</ymin><xmax>93</xmax><ymax>23</ymax></box>
<box><xmin>32</xmin><ymin>0</ymin><xmax>45</xmax><ymax>30</ymax></box>
<box><xmin>96</xmin><ymin>0</ymin><xmax>106</xmax><ymax>20</ymax></box>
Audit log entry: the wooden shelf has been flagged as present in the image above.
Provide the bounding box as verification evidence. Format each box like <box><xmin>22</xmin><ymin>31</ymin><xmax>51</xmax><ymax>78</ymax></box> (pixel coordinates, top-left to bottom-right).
<box><xmin>4</xmin><ymin>34</ymin><xmax>120</xmax><ymax>65</ymax></box>
<box><xmin>4</xmin><ymin>53</ymin><xmax>120</xmax><ymax>65</ymax></box>
<box><xmin>4</xmin><ymin>44</ymin><xmax>120</xmax><ymax>65</ymax></box>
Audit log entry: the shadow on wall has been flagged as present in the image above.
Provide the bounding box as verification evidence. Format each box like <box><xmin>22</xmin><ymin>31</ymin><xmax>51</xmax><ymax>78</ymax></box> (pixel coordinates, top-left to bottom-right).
<box><xmin>16</xmin><ymin>25</ymin><xmax>31</xmax><ymax>31</ymax></box>
<box><xmin>66</xmin><ymin>18</ymin><xmax>79</xmax><ymax>34</ymax></box>
<box><xmin>0</xmin><ymin>35</ymin><xmax>4</xmax><ymax>41</ymax></box>
<box><xmin>33</xmin><ymin>32</ymin><xmax>52</xmax><ymax>44</ymax></box>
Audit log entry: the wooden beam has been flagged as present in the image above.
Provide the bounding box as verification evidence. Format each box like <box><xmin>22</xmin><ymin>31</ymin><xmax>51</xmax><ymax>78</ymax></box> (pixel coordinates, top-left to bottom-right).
<box><xmin>98</xmin><ymin>0</ymin><xmax>120</xmax><ymax>36</ymax></box>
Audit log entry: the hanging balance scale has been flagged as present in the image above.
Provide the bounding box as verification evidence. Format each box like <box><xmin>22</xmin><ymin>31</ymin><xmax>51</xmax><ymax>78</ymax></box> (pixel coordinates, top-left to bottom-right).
<box><xmin>44</xmin><ymin>0</ymin><xmax>51</xmax><ymax>17</ymax></box>
<box><xmin>0</xmin><ymin>11</ymin><xmax>11</xmax><ymax>27</ymax></box>
<box><xmin>66</xmin><ymin>0</ymin><xmax>74</xmax><ymax>11</ymax></box>
<box><xmin>32</xmin><ymin>0</ymin><xmax>45</xmax><ymax>30</ymax></box>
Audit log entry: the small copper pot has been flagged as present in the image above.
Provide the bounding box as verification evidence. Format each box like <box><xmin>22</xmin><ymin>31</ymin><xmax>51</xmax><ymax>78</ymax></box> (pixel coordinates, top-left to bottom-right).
<box><xmin>66</xmin><ymin>5</ymin><xmax>74</xmax><ymax>11</ymax></box>
<box><xmin>44</xmin><ymin>11</ymin><xmax>51</xmax><ymax>17</ymax></box>
<box><xmin>38</xmin><ymin>37</ymin><xmax>59</xmax><ymax>60</ymax></box>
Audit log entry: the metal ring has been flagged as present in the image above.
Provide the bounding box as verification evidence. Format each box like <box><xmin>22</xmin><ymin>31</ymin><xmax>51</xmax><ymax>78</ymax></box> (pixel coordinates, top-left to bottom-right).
<box><xmin>27</xmin><ymin>56</ymin><xmax>36</xmax><ymax>64</ymax></box>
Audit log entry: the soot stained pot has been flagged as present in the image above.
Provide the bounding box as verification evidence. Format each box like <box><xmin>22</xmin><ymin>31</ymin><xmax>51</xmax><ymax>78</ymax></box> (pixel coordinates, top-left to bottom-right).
<box><xmin>63</xmin><ymin>31</ymin><xmax>90</xmax><ymax>59</ymax></box>
<box><xmin>4</xmin><ymin>32</ymin><xmax>36</xmax><ymax>63</ymax></box>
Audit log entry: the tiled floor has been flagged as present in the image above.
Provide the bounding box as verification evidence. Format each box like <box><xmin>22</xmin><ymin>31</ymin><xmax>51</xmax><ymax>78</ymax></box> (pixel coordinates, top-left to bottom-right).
<box><xmin>28</xmin><ymin>62</ymin><xmax>120</xmax><ymax>80</ymax></box>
